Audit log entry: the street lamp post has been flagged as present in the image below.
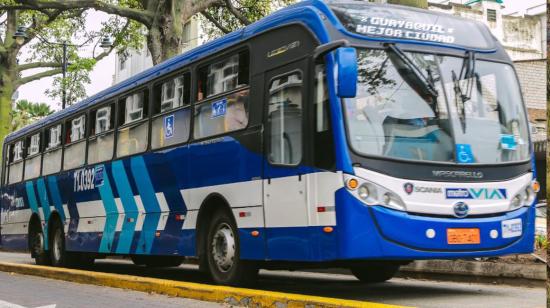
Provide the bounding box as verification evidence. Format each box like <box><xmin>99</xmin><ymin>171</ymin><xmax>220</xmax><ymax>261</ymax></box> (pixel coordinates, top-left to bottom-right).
<box><xmin>62</xmin><ymin>41</ymin><xmax>67</xmax><ymax>109</ymax></box>
<box><xmin>12</xmin><ymin>28</ymin><xmax>113</xmax><ymax>109</ymax></box>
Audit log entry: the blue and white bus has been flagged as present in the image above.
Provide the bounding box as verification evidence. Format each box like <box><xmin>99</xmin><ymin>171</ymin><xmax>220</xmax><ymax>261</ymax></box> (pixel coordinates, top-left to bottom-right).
<box><xmin>0</xmin><ymin>0</ymin><xmax>539</xmax><ymax>286</ymax></box>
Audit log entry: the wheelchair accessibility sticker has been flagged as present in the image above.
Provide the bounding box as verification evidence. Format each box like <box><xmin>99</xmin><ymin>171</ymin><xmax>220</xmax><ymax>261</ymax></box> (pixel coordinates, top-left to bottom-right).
<box><xmin>211</xmin><ymin>99</ymin><xmax>227</xmax><ymax>118</ymax></box>
<box><xmin>456</xmin><ymin>144</ymin><xmax>474</xmax><ymax>163</ymax></box>
<box><xmin>164</xmin><ymin>115</ymin><xmax>175</xmax><ymax>139</ymax></box>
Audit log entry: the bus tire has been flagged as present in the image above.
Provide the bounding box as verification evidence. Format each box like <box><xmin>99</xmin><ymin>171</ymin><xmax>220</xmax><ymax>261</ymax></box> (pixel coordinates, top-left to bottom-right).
<box><xmin>205</xmin><ymin>209</ymin><xmax>258</xmax><ymax>286</ymax></box>
<box><xmin>29</xmin><ymin>219</ymin><xmax>50</xmax><ymax>266</ymax></box>
<box><xmin>49</xmin><ymin>219</ymin><xmax>77</xmax><ymax>267</ymax></box>
<box><xmin>350</xmin><ymin>263</ymin><xmax>400</xmax><ymax>283</ymax></box>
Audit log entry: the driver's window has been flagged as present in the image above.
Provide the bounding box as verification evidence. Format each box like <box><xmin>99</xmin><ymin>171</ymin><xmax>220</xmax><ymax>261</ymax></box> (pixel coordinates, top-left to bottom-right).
<box><xmin>267</xmin><ymin>72</ymin><xmax>303</xmax><ymax>165</ymax></box>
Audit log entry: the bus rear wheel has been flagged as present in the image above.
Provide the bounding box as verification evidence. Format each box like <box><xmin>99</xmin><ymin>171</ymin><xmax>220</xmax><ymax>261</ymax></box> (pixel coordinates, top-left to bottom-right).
<box><xmin>29</xmin><ymin>220</ymin><xmax>50</xmax><ymax>266</ymax></box>
<box><xmin>49</xmin><ymin>219</ymin><xmax>78</xmax><ymax>267</ymax></box>
<box><xmin>350</xmin><ymin>263</ymin><xmax>400</xmax><ymax>283</ymax></box>
<box><xmin>205</xmin><ymin>209</ymin><xmax>258</xmax><ymax>286</ymax></box>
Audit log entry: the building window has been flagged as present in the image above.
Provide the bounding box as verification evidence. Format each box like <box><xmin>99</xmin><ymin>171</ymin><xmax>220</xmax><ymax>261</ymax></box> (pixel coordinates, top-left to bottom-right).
<box><xmin>156</xmin><ymin>73</ymin><xmax>190</xmax><ymax>114</ymax></box>
<box><xmin>123</xmin><ymin>92</ymin><xmax>145</xmax><ymax>124</ymax></box>
<box><xmin>46</xmin><ymin>124</ymin><xmax>62</xmax><ymax>150</ymax></box>
<box><xmin>69</xmin><ymin>115</ymin><xmax>86</xmax><ymax>143</ymax></box>
<box><xmin>267</xmin><ymin>72</ymin><xmax>303</xmax><ymax>165</ymax></box>
<box><xmin>197</xmin><ymin>51</ymin><xmax>249</xmax><ymax>101</ymax></box>
<box><xmin>64</xmin><ymin>115</ymin><xmax>87</xmax><ymax>170</ymax></box>
<box><xmin>117</xmin><ymin>90</ymin><xmax>149</xmax><ymax>157</ymax></box>
<box><xmin>24</xmin><ymin>133</ymin><xmax>41</xmax><ymax>180</ymax></box>
<box><xmin>119</xmin><ymin>53</ymin><xmax>127</xmax><ymax>70</ymax></box>
<box><xmin>43</xmin><ymin>124</ymin><xmax>63</xmax><ymax>175</ymax></box>
<box><xmin>88</xmin><ymin>104</ymin><xmax>115</xmax><ymax>164</ymax></box>
<box><xmin>28</xmin><ymin>133</ymin><xmax>40</xmax><ymax>156</ymax></box>
<box><xmin>12</xmin><ymin>140</ymin><xmax>23</xmax><ymax>162</ymax></box>
<box><xmin>8</xmin><ymin>141</ymin><xmax>24</xmax><ymax>184</ymax></box>
<box><xmin>487</xmin><ymin>9</ymin><xmax>496</xmax><ymax>22</ymax></box>
<box><xmin>95</xmin><ymin>106</ymin><xmax>112</xmax><ymax>134</ymax></box>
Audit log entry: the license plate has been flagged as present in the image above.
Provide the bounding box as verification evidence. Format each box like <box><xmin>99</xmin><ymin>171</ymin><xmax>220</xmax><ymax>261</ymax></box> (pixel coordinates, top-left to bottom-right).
<box><xmin>502</xmin><ymin>218</ymin><xmax>522</xmax><ymax>238</ymax></box>
<box><xmin>447</xmin><ymin>228</ymin><xmax>480</xmax><ymax>245</ymax></box>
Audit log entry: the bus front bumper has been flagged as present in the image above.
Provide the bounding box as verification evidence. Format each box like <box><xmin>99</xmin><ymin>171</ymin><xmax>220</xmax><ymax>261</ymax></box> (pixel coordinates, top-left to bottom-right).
<box><xmin>336</xmin><ymin>189</ymin><xmax>535</xmax><ymax>260</ymax></box>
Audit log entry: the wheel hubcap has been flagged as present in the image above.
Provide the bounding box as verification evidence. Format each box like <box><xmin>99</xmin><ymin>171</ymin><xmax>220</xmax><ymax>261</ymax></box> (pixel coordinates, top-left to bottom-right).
<box><xmin>53</xmin><ymin>230</ymin><xmax>62</xmax><ymax>262</ymax></box>
<box><xmin>211</xmin><ymin>223</ymin><xmax>236</xmax><ymax>272</ymax></box>
<box><xmin>32</xmin><ymin>232</ymin><xmax>44</xmax><ymax>255</ymax></box>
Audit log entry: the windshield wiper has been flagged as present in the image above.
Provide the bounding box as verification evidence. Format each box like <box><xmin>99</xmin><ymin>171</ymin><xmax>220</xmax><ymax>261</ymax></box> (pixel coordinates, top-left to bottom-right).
<box><xmin>386</xmin><ymin>44</ymin><xmax>438</xmax><ymax>99</ymax></box>
<box><xmin>452</xmin><ymin>51</ymin><xmax>476</xmax><ymax>132</ymax></box>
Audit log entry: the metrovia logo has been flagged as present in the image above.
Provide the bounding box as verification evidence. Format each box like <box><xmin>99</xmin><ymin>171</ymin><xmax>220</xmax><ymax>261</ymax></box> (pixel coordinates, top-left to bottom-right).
<box><xmin>446</xmin><ymin>188</ymin><xmax>507</xmax><ymax>200</ymax></box>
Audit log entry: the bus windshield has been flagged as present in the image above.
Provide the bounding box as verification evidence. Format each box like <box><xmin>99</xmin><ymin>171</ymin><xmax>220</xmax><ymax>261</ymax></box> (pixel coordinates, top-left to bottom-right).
<box><xmin>344</xmin><ymin>48</ymin><xmax>530</xmax><ymax>164</ymax></box>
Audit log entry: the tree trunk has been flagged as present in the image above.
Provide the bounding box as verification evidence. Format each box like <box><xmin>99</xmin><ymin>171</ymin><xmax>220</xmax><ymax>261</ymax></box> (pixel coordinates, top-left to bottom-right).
<box><xmin>387</xmin><ymin>0</ymin><xmax>428</xmax><ymax>9</ymax></box>
<box><xmin>0</xmin><ymin>69</ymin><xmax>15</xmax><ymax>162</ymax></box>
<box><xmin>147</xmin><ymin>1</ymin><xmax>193</xmax><ymax>65</ymax></box>
<box><xmin>0</xmin><ymin>47</ymin><xmax>18</xmax><ymax>162</ymax></box>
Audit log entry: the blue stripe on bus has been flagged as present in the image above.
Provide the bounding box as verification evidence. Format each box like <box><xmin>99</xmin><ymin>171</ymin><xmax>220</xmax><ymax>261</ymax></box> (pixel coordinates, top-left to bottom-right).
<box><xmin>47</xmin><ymin>176</ymin><xmax>66</xmax><ymax>221</ymax></box>
<box><xmin>96</xmin><ymin>164</ymin><xmax>118</xmax><ymax>253</ymax></box>
<box><xmin>25</xmin><ymin>181</ymin><xmax>39</xmax><ymax>214</ymax></box>
<box><xmin>25</xmin><ymin>181</ymin><xmax>48</xmax><ymax>250</ymax></box>
<box><xmin>111</xmin><ymin>161</ymin><xmax>139</xmax><ymax>254</ymax></box>
<box><xmin>131</xmin><ymin>156</ymin><xmax>161</xmax><ymax>254</ymax></box>
<box><xmin>36</xmin><ymin>178</ymin><xmax>51</xmax><ymax>221</ymax></box>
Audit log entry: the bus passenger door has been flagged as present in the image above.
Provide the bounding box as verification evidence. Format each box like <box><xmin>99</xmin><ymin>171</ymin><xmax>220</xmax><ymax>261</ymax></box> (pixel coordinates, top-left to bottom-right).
<box><xmin>263</xmin><ymin>61</ymin><xmax>309</xmax><ymax>260</ymax></box>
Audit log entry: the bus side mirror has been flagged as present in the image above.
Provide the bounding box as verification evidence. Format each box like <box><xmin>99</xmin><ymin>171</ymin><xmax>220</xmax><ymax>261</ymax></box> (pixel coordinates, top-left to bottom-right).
<box><xmin>335</xmin><ymin>47</ymin><xmax>357</xmax><ymax>98</ymax></box>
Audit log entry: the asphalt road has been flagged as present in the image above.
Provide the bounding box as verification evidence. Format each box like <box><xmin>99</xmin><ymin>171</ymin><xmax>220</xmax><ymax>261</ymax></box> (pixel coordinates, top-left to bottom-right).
<box><xmin>0</xmin><ymin>251</ymin><xmax>545</xmax><ymax>308</ymax></box>
<box><xmin>0</xmin><ymin>271</ymin><xmax>219</xmax><ymax>308</ymax></box>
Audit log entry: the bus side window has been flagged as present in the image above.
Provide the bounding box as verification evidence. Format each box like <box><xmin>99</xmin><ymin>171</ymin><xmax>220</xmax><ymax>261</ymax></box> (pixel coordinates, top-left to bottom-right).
<box><xmin>313</xmin><ymin>64</ymin><xmax>335</xmax><ymax>171</ymax></box>
<box><xmin>8</xmin><ymin>141</ymin><xmax>24</xmax><ymax>184</ymax></box>
<box><xmin>151</xmin><ymin>73</ymin><xmax>191</xmax><ymax>149</ymax></box>
<box><xmin>24</xmin><ymin>132</ymin><xmax>42</xmax><ymax>180</ymax></box>
<box><xmin>63</xmin><ymin>114</ymin><xmax>87</xmax><ymax>170</ymax></box>
<box><xmin>194</xmin><ymin>51</ymin><xmax>250</xmax><ymax>139</ymax></box>
<box><xmin>88</xmin><ymin>104</ymin><xmax>115</xmax><ymax>164</ymax></box>
<box><xmin>267</xmin><ymin>72</ymin><xmax>303</xmax><ymax>165</ymax></box>
<box><xmin>43</xmin><ymin>124</ymin><xmax>63</xmax><ymax>175</ymax></box>
<box><xmin>117</xmin><ymin>90</ymin><xmax>149</xmax><ymax>157</ymax></box>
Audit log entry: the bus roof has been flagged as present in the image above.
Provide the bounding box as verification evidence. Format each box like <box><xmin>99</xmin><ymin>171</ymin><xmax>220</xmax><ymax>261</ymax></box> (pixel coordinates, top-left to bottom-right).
<box><xmin>5</xmin><ymin>0</ymin><xmax>498</xmax><ymax>144</ymax></box>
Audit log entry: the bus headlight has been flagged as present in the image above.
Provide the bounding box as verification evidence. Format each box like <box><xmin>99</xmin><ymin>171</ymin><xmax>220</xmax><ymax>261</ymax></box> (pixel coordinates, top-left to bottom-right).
<box><xmin>357</xmin><ymin>184</ymin><xmax>370</xmax><ymax>200</ymax></box>
<box><xmin>523</xmin><ymin>185</ymin><xmax>536</xmax><ymax>206</ymax></box>
<box><xmin>510</xmin><ymin>195</ymin><xmax>522</xmax><ymax>209</ymax></box>
<box><xmin>510</xmin><ymin>183</ymin><xmax>537</xmax><ymax>210</ymax></box>
<box><xmin>344</xmin><ymin>175</ymin><xmax>406</xmax><ymax>211</ymax></box>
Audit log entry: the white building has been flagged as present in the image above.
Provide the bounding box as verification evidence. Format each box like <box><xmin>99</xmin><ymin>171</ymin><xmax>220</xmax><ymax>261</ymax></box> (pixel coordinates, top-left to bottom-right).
<box><xmin>113</xmin><ymin>17</ymin><xmax>201</xmax><ymax>85</ymax></box>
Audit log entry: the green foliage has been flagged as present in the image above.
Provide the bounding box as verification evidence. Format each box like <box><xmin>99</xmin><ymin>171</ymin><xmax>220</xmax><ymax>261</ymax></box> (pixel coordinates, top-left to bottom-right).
<box><xmin>10</xmin><ymin>99</ymin><xmax>54</xmax><ymax>131</ymax></box>
<box><xmin>387</xmin><ymin>0</ymin><xmax>429</xmax><ymax>9</ymax></box>
<box><xmin>45</xmin><ymin>58</ymin><xmax>97</xmax><ymax>107</ymax></box>
<box><xmin>201</xmin><ymin>0</ymin><xmax>296</xmax><ymax>41</ymax></box>
<box><xmin>535</xmin><ymin>234</ymin><xmax>548</xmax><ymax>250</ymax></box>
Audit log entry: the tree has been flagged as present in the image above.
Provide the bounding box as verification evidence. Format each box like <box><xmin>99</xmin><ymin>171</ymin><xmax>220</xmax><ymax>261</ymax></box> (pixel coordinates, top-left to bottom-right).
<box><xmin>0</xmin><ymin>4</ymin><xmax>143</xmax><ymax>161</ymax></box>
<box><xmin>7</xmin><ymin>1</ymin><xmax>294</xmax><ymax>66</ymax></box>
<box><xmin>388</xmin><ymin>0</ymin><xmax>428</xmax><ymax>9</ymax></box>
<box><xmin>0</xmin><ymin>0</ymin><xmax>291</xmax><ymax>161</ymax></box>
<box><xmin>10</xmin><ymin>99</ymin><xmax>53</xmax><ymax>131</ymax></box>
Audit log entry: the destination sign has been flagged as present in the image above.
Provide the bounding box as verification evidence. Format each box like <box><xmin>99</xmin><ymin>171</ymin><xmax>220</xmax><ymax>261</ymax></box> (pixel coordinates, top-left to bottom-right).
<box><xmin>355</xmin><ymin>16</ymin><xmax>456</xmax><ymax>44</ymax></box>
<box><xmin>329</xmin><ymin>2</ymin><xmax>493</xmax><ymax>49</ymax></box>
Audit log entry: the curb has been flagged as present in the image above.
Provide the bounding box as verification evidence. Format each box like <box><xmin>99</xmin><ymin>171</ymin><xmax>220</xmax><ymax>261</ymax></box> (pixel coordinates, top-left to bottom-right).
<box><xmin>0</xmin><ymin>262</ymin><xmax>408</xmax><ymax>308</ymax></box>
<box><xmin>398</xmin><ymin>260</ymin><xmax>546</xmax><ymax>287</ymax></box>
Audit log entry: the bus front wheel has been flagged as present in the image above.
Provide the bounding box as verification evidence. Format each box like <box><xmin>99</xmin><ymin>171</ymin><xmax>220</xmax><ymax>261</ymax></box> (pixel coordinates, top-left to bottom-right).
<box><xmin>205</xmin><ymin>209</ymin><xmax>258</xmax><ymax>286</ymax></box>
<box><xmin>350</xmin><ymin>263</ymin><xmax>400</xmax><ymax>283</ymax></box>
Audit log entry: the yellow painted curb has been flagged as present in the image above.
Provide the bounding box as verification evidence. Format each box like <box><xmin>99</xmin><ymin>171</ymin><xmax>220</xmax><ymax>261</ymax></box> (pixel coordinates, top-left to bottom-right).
<box><xmin>0</xmin><ymin>261</ymin><xmax>410</xmax><ymax>308</ymax></box>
